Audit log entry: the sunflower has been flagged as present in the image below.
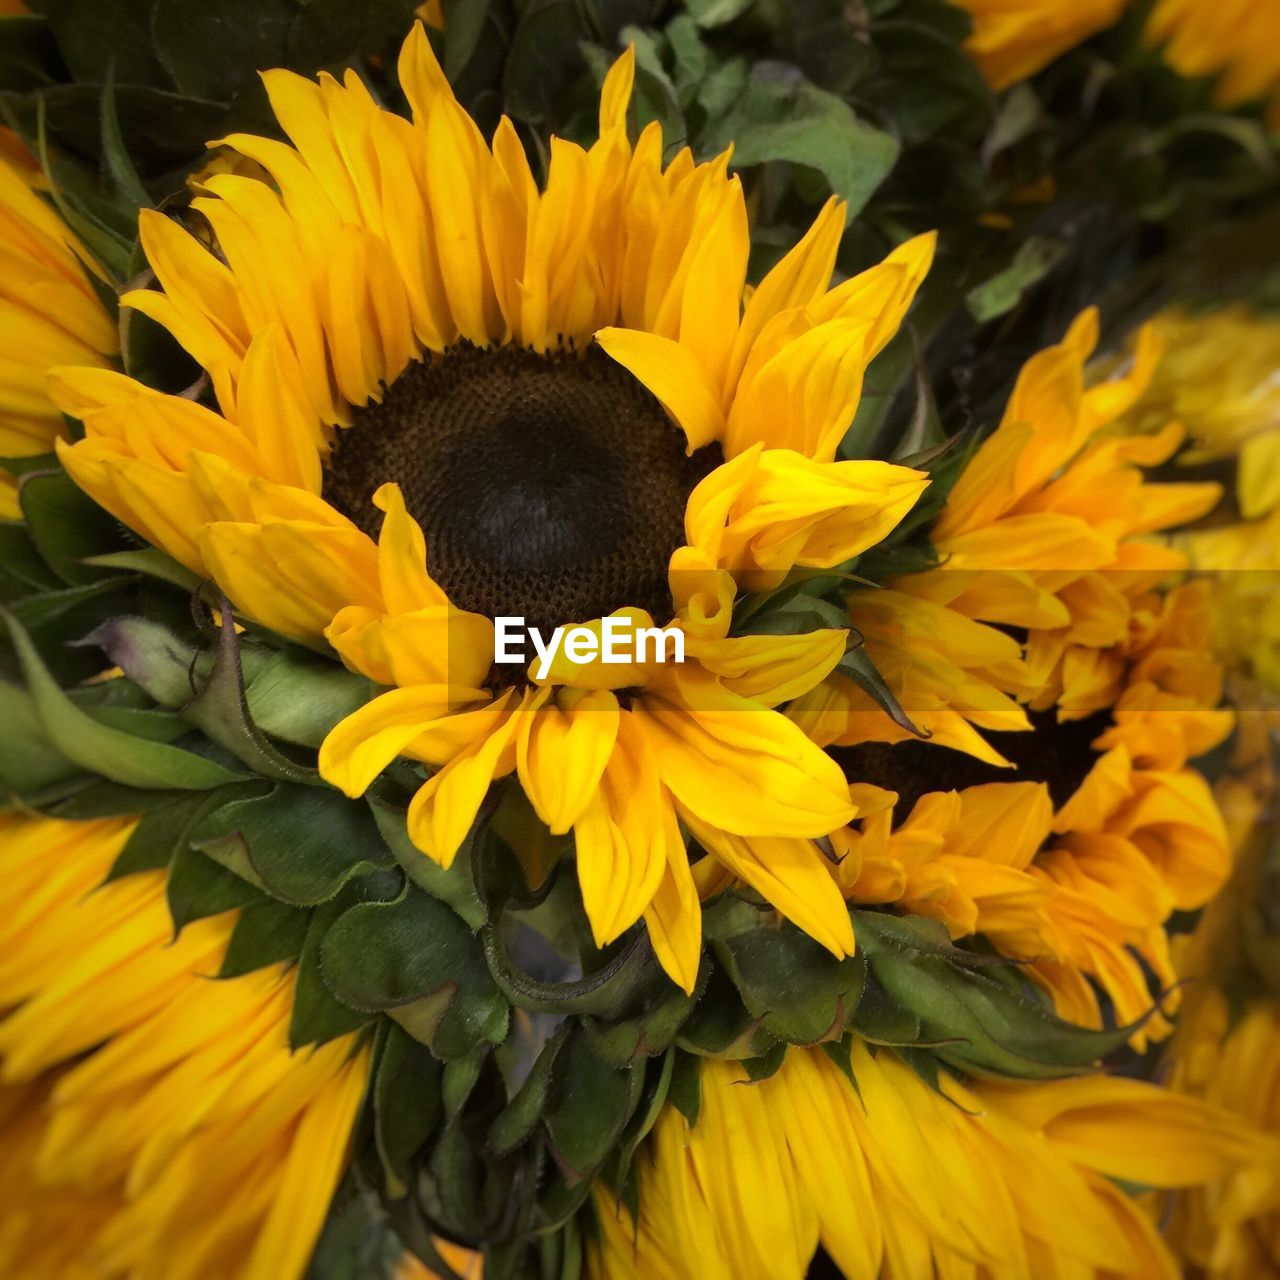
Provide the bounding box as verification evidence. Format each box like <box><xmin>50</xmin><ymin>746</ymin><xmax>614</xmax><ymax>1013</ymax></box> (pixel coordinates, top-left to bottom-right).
<box><xmin>1156</xmin><ymin>713</ymin><xmax>1280</xmax><ymax>1278</ymax></box>
<box><xmin>786</xmin><ymin>314</ymin><xmax>1232</xmax><ymax>1041</ymax></box>
<box><xmin>50</xmin><ymin>24</ymin><xmax>937</xmax><ymax>992</ymax></box>
<box><xmin>0</xmin><ymin>137</ymin><xmax>117</xmax><ymax>517</ymax></box>
<box><xmin>948</xmin><ymin>0</ymin><xmax>1127</xmax><ymax>90</ymax></box>
<box><xmin>587</xmin><ymin>1040</ymin><xmax>1272</xmax><ymax>1280</ymax></box>
<box><xmin>0</xmin><ymin>813</ymin><xmax>370</xmax><ymax>1280</ymax></box>
<box><xmin>1125</xmin><ymin>306</ymin><xmax>1280</xmax><ymax>521</ymax></box>
<box><xmin>1145</xmin><ymin>0</ymin><xmax>1280</xmax><ymax>125</ymax></box>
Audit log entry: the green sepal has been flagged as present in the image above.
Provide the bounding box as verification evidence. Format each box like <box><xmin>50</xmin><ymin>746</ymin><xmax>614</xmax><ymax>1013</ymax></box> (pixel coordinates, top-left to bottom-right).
<box><xmin>488</xmin><ymin>1024</ymin><xmax>569</xmax><ymax>1157</ymax></box>
<box><xmin>43</xmin><ymin>778</ymin><xmax>177</xmax><ymax>821</ymax></box>
<box><xmin>853</xmin><ymin>910</ymin><xmax>1143</xmax><ymax>1078</ymax></box>
<box><xmin>91</xmin><ymin>610</ymin><xmax>374</xmax><ymax>763</ymax></box>
<box><xmin>739</xmin><ymin>1039</ymin><xmax>788</xmax><ymax>1082</ymax></box>
<box><xmin>181</xmin><ymin>603</ymin><xmax>319</xmax><ymax>784</ymax></box>
<box><xmin>666</xmin><ymin>1049</ymin><xmax>702</xmax><ymax>1127</ymax></box>
<box><xmin>218</xmin><ymin>898</ymin><xmax>309</xmax><ymax>978</ymax></box>
<box><xmin>167</xmin><ymin>838</ymin><xmax>264</xmax><ymax>932</ymax></box>
<box><xmin>321</xmin><ymin>885</ymin><xmax>508</xmax><ymax>1059</ymax></box>
<box><xmin>0</xmin><ymin>522</ymin><xmax>62</xmax><ymax>598</ymax></box>
<box><xmin>369</xmin><ymin>793</ymin><xmax>485</xmax><ymax>928</ymax></box>
<box><xmin>609</xmin><ymin>1046</ymin><xmax>675</xmax><ymax>1197</ymax></box>
<box><xmin>579</xmin><ymin>972</ymin><xmax>704</xmax><ymax>1067</ymax></box>
<box><xmin>289</xmin><ymin>889</ymin><xmax>388</xmax><ymax>1050</ymax></box>
<box><xmin>191</xmin><ymin>782</ymin><xmax>395</xmax><ymax>906</ymax></box>
<box><xmin>441</xmin><ymin>1050</ymin><xmax>487</xmax><ymax>1122</ymax></box>
<box><xmin>373</xmin><ymin>1021</ymin><xmax>443</xmax><ymax>1199</ymax></box>
<box><xmin>710</xmin><ymin>904</ymin><xmax>866</xmax><ymax>1045</ymax></box>
<box><xmin>106</xmin><ymin>790</ymin><xmax>219</xmax><ymax>882</ymax></box>
<box><xmin>2</xmin><ymin>607</ymin><xmax>246</xmax><ymax>790</ymax></box>
<box><xmin>834</xmin><ymin>643</ymin><xmax>923</xmax><ymax>739</ymax></box>
<box><xmin>482</xmin><ymin>924</ymin><xmax>655</xmax><ymax>1020</ymax></box>
<box><xmin>17</xmin><ymin>469</ymin><xmax>128</xmax><ymax>586</ymax></box>
<box><xmin>542</xmin><ymin>1025</ymin><xmax>644</xmax><ymax>1184</ymax></box>
<box><xmin>851</xmin><ymin>972</ymin><xmax>924</xmax><ymax>1046</ymax></box>
<box><xmin>424</xmin><ymin>1114</ymin><xmax>491</xmax><ymax>1241</ymax></box>
<box><xmin>242</xmin><ymin>649</ymin><xmax>376</xmax><ymax>748</ymax></box>
<box><xmin>673</xmin><ymin>963</ymin><xmax>774</xmax><ymax>1059</ymax></box>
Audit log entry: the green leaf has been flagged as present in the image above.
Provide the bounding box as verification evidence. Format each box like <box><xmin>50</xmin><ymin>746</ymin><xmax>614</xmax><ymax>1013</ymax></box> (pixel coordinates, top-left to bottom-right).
<box><xmin>321</xmin><ymin>886</ymin><xmax>508</xmax><ymax>1059</ymax></box>
<box><xmin>441</xmin><ymin>0</ymin><xmax>494</xmax><ymax>79</ymax></box>
<box><xmin>81</xmin><ymin>548</ymin><xmax>201</xmax><ymax>590</ymax></box>
<box><xmin>219</xmin><ymin>898</ymin><xmax>310</xmax><ymax>978</ymax></box>
<box><xmin>966</xmin><ymin>235</ymin><xmax>1068</xmax><ymax>323</ymax></box>
<box><xmin>149</xmin><ymin>0</ymin><xmax>295</xmax><ymax>102</ymax></box>
<box><xmin>0</xmin><ymin>679</ymin><xmax>79</xmax><ymax>795</ymax></box>
<box><xmin>192</xmin><ymin>783</ymin><xmax>395</xmax><ymax>906</ymax></box>
<box><xmin>618</xmin><ymin>26</ymin><xmax>686</xmax><ymax>142</ymax></box>
<box><xmin>100</xmin><ymin>63</ymin><xmax>150</xmax><ymax>209</ymax></box>
<box><xmin>0</xmin><ymin>16</ymin><xmax>60</xmax><ymax>94</ymax></box>
<box><xmin>18</xmin><ymin>469</ymin><xmax>126</xmax><ymax>585</ymax></box>
<box><xmin>685</xmin><ymin>0</ymin><xmax>755</xmax><ymax>27</ymax></box>
<box><xmin>42</xmin><ymin>0</ymin><xmax>168</xmax><ymax>84</ymax></box>
<box><xmin>700</xmin><ymin>66</ymin><xmax>899</xmax><ymax>220</ymax></box>
<box><xmin>2</xmin><ymin>608</ymin><xmax>246</xmax><ymax>791</ymax></box>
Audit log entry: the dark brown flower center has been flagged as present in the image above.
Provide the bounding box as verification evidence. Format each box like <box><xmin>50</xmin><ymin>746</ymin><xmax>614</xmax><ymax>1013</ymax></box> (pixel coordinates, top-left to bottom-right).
<box><xmin>834</xmin><ymin>708</ymin><xmax>1111</xmax><ymax>819</ymax></box>
<box><xmin>323</xmin><ymin>343</ymin><xmax>721</xmax><ymax>634</ymax></box>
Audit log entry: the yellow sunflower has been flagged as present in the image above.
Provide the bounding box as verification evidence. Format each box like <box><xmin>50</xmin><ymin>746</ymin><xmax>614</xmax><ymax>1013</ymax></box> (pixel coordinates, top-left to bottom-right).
<box><xmin>0</xmin><ymin>813</ymin><xmax>370</xmax><ymax>1280</ymax></box>
<box><xmin>789</xmin><ymin>313</ymin><xmax>1232</xmax><ymax>1043</ymax></box>
<box><xmin>949</xmin><ymin>0</ymin><xmax>1127</xmax><ymax>90</ymax></box>
<box><xmin>588</xmin><ymin>1041</ymin><xmax>1273</xmax><ymax>1280</ymax></box>
<box><xmin>1145</xmin><ymin>0</ymin><xmax>1280</xmax><ymax>125</ymax></box>
<box><xmin>0</xmin><ymin>136</ymin><xmax>117</xmax><ymax>517</ymax></box>
<box><xmin>50</xmin><ymin>24</ymin><xmax>938</xmax><ymax>993</ymax></box>
<box><xmin>1125</xmin><ymin>306</ymin><xmax>1280</xmax><ymax>521</ymax></box>
<box><xmin>1159</xmin><ymin>714</ymin><xmax>1280</xmax><ymax>1278</ymax></box>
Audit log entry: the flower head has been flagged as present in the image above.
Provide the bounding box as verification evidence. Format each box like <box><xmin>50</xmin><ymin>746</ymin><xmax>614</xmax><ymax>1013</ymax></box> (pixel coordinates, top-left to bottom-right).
<box><xmin>0</xmin><ymin>814</ymin><xmax>369</xmax><ymax>1280</ymax></box>
<box><xmin>49</xmin><ymin>27</ymin><xmax>938</xmax><ymax>991</ymax></box>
